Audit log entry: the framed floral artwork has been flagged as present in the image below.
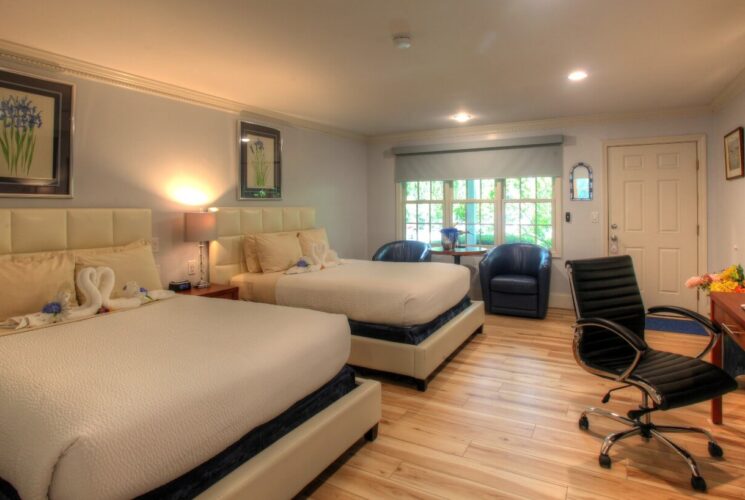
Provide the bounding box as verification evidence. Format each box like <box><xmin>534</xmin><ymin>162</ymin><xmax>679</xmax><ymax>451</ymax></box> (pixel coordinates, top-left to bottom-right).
<box><xmin>238</xmin><ymin>121</ymin><xmax>281</xmax><ymax>199</ymax></box>
<box><xmin>0</xmin><ymin>69</ymin><xmax>73</xmax><ymax>197</ymax></box>
<box><xmin>724</xmin><ymin>126</ymin><xmax>744</xmax><ymax>180</ymax></box>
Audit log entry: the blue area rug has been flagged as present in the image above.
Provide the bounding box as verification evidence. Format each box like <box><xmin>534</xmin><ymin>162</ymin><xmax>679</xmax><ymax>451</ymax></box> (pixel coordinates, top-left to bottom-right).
<box><xmin>645</xmin><ymin>316</ymin><xmax>707</xmax><ymax>336</ymax></box>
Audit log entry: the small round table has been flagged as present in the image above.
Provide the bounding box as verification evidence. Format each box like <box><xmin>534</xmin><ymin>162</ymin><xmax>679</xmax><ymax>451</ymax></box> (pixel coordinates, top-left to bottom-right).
<box><xmin>430</xmin><ymin>245</ymin><xmax>488</xmax><ymax>265</ymax></box>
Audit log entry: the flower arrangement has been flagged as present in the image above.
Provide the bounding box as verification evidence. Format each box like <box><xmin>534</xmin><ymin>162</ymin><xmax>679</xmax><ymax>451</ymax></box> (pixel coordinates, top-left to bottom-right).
<box><xmin>685</xmin><ymin>264</ymin><xmax>745</xmax><ymax>294</ymax></box>
<box><xmin>0</xmin><ymin>95</ymin><xmax>43</xmax><ymax>175</ymax></box>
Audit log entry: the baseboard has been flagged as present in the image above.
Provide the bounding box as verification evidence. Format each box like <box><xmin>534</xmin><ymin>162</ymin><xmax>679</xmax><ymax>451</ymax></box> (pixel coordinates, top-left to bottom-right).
<box><xmin>549</xmin><ymin>292</ymin><xmax>573</xmax><ymax>310</ymax></box>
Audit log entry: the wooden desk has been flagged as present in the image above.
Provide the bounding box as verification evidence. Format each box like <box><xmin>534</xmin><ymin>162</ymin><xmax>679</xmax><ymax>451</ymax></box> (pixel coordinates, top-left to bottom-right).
<box><xmin>431</xmin><ymin>246</ymin><xmax>488</xmax><ymax>265</ymax></box>
<box><xmin>709</xmin><ymin>292</ymin><xmax>745</xmax><ymax>424</ymax></box>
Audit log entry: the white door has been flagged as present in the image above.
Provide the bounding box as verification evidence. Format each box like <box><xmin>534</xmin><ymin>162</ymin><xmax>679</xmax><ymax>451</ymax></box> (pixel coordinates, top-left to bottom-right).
<box><xmin>608</xmin><ymin>141</ymin><xmax>699</xmax><ymax>310</ymax></box>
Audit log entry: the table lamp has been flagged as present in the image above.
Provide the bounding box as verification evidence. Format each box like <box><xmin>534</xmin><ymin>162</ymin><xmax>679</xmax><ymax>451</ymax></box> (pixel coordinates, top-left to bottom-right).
<box><xmin>184</xmin><ymin>211</ymin><xmax>217</xmax><ymax>288</ymax></box>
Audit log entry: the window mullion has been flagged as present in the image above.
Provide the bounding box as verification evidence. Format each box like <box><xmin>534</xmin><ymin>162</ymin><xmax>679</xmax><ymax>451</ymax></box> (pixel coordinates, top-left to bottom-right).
<box><xmin>495</xmin><ymin>179</ymin><xmax>503</xmax><ymax>246</ymax></box>
<box><xmin>444</xmin><ymin>181</ymin><xmax>453</xmax><ymax>227</ymax></box>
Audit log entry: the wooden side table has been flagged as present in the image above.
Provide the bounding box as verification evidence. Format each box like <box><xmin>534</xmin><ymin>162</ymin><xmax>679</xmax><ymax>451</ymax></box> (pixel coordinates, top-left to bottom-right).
<box><xmin>709</xmin><ymin>292</ymin><xmax>745</xmax><ymax>424</ymax></box>
<box><xmin>430</xmin><ymin>246</ymin><xmax>488</xmax><ymax>265</ymax></box>
<box><xmin>176</xmin><ymin>284</ymin><xmax>239</xmax><ymax>300</ymax></box>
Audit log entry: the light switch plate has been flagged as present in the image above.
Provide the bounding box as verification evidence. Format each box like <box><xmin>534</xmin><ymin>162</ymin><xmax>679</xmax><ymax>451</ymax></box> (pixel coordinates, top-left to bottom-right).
<box><xmin>151</xmin><ymin>237</ymin><xmax>160</xmax><ymax>253</ymax></box>
<box><xmin>187</xmin><ymin>259</ymin><xmax>197</xmax><ymax>275</ymax></box>
<box><xmin>591</xmin><ymin>211</ymin><xmax>599</xmax><ymax>223</ymax></box>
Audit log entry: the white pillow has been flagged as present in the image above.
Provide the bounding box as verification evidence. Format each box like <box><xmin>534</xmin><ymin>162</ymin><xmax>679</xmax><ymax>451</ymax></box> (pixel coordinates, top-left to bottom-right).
<box><xmin>0</xmin><ymin>252</ymin><xmax>77</xmax><ymax>321</ymax></box>
<box><xmin>75</xmin><ymin>241</ymin><xmax>162</xmax><ymax>298</ymax></box>
<box><xmin>244</xmin><ymin>231</ymin><xmax>299</xmax><ymax>273</ymax></box>
<box><xmin>254</xmin><ymin>232</ymin><xmax>303</xmax><ymax>273</ymax></box>
<box><xmin>298</xmin><ymin>227</ymin><xmax>330</xmax><ymax>257</ymax></box>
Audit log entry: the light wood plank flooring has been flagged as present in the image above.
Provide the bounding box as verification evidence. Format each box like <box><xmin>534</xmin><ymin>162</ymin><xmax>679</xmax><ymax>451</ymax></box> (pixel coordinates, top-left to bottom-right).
<box><xmin>304</xmin><ymin>309</ymin><xmax>745</xmax><ymax>499</ymax></box>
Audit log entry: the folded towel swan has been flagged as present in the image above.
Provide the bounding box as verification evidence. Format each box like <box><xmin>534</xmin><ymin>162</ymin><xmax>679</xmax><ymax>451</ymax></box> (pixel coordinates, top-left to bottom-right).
<box><xmin>1</xmin><ymin>266</ymin><xmax>175</xmax><ymax>330</ymax></box>
<box><xmin>285</xmin><ymin>241</ymin><xmax>342</xmax><ymax>275</ymax></box>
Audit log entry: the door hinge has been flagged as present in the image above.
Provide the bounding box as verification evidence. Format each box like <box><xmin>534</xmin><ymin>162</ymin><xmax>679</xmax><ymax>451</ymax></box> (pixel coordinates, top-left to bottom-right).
<box><xmin>696</xmin><ymin>159</ymin><xmax>700</xmax><ymax>171</ymax></box>
<box><xmin>696</xmin><ymin>224</ymin><xmax>699</xmax><ymax>236</ymax></box>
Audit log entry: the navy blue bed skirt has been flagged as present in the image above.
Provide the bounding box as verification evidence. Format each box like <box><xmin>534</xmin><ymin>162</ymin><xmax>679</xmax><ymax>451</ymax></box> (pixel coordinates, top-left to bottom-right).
<box><xmin>349</xmin><ymin>295</ymin><xmax>472</xmax><ymax>345</ymax></box>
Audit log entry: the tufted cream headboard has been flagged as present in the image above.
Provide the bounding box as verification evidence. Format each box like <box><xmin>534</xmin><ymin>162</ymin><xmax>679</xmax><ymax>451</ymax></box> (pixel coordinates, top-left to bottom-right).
<box><xmin>0</xmin><ymin>208</ymin><xmax>152</xmax><ymax>255</ymax></box>
<box><xmin>209</xmin><ymin>207</ymin><xmax>316</xmax><ymax>285</ymax></box>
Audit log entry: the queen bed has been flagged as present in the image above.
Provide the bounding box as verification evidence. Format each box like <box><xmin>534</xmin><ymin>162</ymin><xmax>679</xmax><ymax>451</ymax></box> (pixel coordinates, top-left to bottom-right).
<box><xmin>210</xmin><ymin>207</ymin><xmax>485</xmax><ymax>391</ymax></box>
<box><xmin>0</xmin><ymin>208</ymin><xmax>381</xmax><ymax>500</ymax></box>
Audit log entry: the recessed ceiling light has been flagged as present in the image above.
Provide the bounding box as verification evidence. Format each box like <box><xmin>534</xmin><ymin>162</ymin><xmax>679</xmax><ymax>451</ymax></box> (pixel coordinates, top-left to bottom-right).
<box><xmin>392</xmin><ymin>33</ymin><xmax>412</xmax><ymax>49</ymax></box>
<box><xmin>450</xmin><ymin>112</ymin><xmax>473</xmax><ymax>123</ymax></box>
<box><xmin>568</xmin><ymin>70</ymin><xmax>588</xmax><ymax>81</ymax></box>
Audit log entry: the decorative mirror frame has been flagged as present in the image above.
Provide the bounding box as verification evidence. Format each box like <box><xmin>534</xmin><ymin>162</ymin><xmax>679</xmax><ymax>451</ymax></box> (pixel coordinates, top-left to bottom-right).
<box><xmin>569</xmin><ymin>162</ymin><xmax>593</xmax><ymax>201</ymax></box>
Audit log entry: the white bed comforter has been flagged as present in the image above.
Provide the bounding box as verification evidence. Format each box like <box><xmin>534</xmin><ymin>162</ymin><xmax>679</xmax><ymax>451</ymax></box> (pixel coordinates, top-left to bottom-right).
<box><xmin>276</xmin><ymin>259</ymin><xmax>470</xmax><ymax>326</ymax></box>
<box><xmin>0</xmin><ymin>296</ymin><xmax>350</xmax><ymax>500</ymax></box>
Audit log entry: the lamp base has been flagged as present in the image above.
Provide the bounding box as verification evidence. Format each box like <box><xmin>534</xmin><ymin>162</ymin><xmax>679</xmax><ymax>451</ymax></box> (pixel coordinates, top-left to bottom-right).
<box><xmin>195</xmin><ymin>280</ymin><xmax>211</xmax><ymax>289</ymax></box>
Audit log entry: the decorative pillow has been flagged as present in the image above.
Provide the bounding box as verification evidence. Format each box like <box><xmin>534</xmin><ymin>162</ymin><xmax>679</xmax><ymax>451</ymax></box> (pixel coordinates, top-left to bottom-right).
<box><xmin>298</xmin><ymin>227</ymin><xmax>330</xmax><ymax>257</ymax></box>
<box><xmin>254</xmin><ymin>232</ymin><xmax>303</xmax><ymax>273</ymax></box>
<box><xmin>243</xmin><ymin>231</ymin><xmax>298</xmax><ymax>273</ymax></box>
<box><xmin>0</xmin><ymin>252</ymin><xmax>77</xmax><ymax>322</ymax></box>
<box><xmin>242</xmin><ymin>234</ymin><xmax>263</xmax><ymax>273</ymax></box>
<box><xmin>75</xmin><ymin>241</ymin><xmax>162</xmax><ymax>298</ymax></box>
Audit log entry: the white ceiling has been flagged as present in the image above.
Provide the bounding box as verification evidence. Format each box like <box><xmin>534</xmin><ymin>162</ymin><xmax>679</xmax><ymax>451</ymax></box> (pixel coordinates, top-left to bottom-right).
<box><xmin>2</xmin><ymin>0</ymin><xmax>745</xmax><ymax>136</ymax></box>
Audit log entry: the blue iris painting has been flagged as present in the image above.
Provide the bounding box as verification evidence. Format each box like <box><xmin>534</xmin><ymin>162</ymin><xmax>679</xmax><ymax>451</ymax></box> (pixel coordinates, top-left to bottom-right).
<box><xmin>249</xmin><ymin>138</ymin><xmax>271</xmax><ymax>197</ymax></box>
<box><xmin>0</xmin><ymin>95</ymin><xmax>43</xmax><ymax>176</ymax></box>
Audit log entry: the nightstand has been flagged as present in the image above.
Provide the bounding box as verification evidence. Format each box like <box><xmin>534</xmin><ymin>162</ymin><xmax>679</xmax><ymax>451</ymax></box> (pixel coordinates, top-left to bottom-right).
<box><xmin>176</xmin><ymin>284</ymin><xmax>239</xmax><ymax>300</ymax></box>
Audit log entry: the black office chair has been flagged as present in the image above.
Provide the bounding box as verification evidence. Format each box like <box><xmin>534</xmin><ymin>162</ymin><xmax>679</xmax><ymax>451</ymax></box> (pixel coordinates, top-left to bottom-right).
<box><xmin>372</xmin><ymin>240</ymin><xmax>431</xmax><ymax>262</ymax></box>
<box><xmin>566</xmin><ymin>256</ymin><xmax>738</xmax><ymax>492</ymax></box>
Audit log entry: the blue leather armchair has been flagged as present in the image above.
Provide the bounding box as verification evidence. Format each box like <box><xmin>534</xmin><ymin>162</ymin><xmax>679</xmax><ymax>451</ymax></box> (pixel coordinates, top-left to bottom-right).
<box><xmin>479</xmin><ymin>243</ymin><xmax>551</xmax><ymax>318</ymax></box>
<box><xmin>372</xmin><ymin>240</ymin><xmax>431</xmax><ymax>262</ymax></box>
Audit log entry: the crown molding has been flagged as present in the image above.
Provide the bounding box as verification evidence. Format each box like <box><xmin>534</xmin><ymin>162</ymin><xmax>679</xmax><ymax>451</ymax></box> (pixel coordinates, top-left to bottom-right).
<box><xmin>368</xmin><ymin>105</ymin><xmax>713</xmax><ymax>145</ymax></box>
<box><xmin>711</xmin><ymin>65</ymin><xmax>745</xmax><ymax>111</ymax></box>
<box><xmin>0</xmin><ymin>39</ymin><xmax>365</xmax><ymax>141</ymax></box>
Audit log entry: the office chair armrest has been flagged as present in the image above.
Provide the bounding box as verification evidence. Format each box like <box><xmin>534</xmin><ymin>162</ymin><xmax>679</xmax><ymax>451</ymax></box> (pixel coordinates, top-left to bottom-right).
<box><xmin>647</xmin><ymin>305</ymin><xmax>721</xmax><ymax>359</ymax></box>
<box><xmin>575</xmin><ymin>318</ymin><xmax>649</xmax><ymax>351</ymax></box>
<box><xmin>574</xmin><ymin>318</ymin><xmax>647</xmax><ymax>382</ymax></box>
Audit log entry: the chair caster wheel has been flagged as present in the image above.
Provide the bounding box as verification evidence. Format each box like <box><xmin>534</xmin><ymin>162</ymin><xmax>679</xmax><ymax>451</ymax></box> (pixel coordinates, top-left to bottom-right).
<box><xmin>708</xmin><ymin>441</ymin><xmax>724</xmax><ymax>458</ymax></box>
<box><xmin>578</xmin><ymin>416</ymin><xmax>589</xmax><ymax>431</ymax></box>
<box><xmin>598</xmin><ymin>453</ymin><xmax>611</xmax><ymax>469</ymax></box>
<box><xmin>691</xmin><ymin>475</ymin><xmax>707</xmax><ymax>492</ymax></box>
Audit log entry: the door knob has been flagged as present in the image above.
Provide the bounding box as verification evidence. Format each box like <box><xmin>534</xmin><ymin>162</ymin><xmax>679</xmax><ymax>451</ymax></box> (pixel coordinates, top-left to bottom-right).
<box><xmin>610</xmin><ymin>234</ymin><xmax>618</xmax><ymax>242</ymax></box>
<box><xmin>610</xmin><ymin>223</ymin><xmax>618</xmax><ymax>229</ymax></box>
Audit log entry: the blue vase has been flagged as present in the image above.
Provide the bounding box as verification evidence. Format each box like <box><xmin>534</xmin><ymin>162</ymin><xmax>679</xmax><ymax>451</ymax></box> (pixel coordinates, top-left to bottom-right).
<box><xmin>440</xmin><ymin>227</ymin><xmax>459</xmax><ymax>250</ymax></box>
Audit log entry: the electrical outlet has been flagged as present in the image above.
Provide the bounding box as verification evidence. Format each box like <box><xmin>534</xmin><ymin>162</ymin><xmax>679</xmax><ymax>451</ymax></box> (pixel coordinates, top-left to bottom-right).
<box><xmin>187</xmin><ymin>260</ymin><xmax>197</xmax><ymax>276</ymax></box>
<box><xmin>151</xmin><ymin>237</ymin><xmax>160</xmax><ymax>253</ymax></box>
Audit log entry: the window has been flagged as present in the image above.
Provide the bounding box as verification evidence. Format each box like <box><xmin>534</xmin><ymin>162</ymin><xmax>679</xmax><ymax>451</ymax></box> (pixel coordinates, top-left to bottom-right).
<box><xmin>503</xmin><ymin>177</ymin><xmax>554</xmax><ymax>249</ymax></box>
<box><xmin>398</xmin><ymin>177</ymin><xmax>560</xmax><ymax>255</ymax></box>
<box><xmin>404</xmin><ymin>180</ymin><xmax>444</xmax><ymax>244</ymax></box>
<box><xmin>452</xmin><ymin>179</ymin><xmax>496</xmax><ymax>246</ymax></box>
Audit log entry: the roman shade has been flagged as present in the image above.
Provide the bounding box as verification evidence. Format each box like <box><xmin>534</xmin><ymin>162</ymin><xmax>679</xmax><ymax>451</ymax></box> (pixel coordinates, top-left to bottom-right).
<box><xmin>393</xmin><ymin>135</ymin><xmax>564</xmax><ymax>182</ymax></box>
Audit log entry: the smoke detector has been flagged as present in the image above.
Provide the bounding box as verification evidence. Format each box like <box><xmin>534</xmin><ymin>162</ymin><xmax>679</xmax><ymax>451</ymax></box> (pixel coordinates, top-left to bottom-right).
<box><xmin>393</xmin><ymin>33</ymin><xmax>412</xmax><ymax>49</ymax></box>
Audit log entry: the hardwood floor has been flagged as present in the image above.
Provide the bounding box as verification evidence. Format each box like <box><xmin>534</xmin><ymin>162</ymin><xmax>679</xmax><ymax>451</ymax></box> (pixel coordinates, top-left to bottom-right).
<box><xmin>304</xmin><ymin>309</ymin><xmax>745</xmax><ymax>499</ymax></box>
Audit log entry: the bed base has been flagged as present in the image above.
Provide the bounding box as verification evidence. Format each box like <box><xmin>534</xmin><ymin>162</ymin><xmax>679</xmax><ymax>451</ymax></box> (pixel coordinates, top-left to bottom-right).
<box><xmin>348</xmin><ymin>301</ymin><xmax>485</xmax><ymax>391</ymax></box>
<box><xmin>197</xmin><ymin>377</ymin><xmax>381</xmax><ymax>500</ymax></box>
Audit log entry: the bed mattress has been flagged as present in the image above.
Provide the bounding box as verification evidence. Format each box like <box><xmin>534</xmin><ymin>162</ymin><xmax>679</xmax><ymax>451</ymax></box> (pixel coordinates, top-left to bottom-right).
<box><xmin>0</xmin><ymin>296</ymin><xmax>350</xmax><ymax>500</ymax></box>
<box><xmin>349</xmin><ymin>295</ymin><xmax>472</xmax><ymax>345</ymax></box>
<box><xmin>231</xmin><ymin>259</ymin><xmax>470</xmax><ymax>326</ymax></box>
<box><xmin>138</xmin><ymin>365</ymin><xmax>356</xmax><ymax>499</ymax></box>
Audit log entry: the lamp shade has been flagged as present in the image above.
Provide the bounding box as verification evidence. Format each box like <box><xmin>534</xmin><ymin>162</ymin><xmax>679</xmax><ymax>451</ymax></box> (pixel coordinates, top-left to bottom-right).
<box><xmin>184</xmin><ymin>212</ymin><xmax>217</xmax><ymax>242</ymax></box>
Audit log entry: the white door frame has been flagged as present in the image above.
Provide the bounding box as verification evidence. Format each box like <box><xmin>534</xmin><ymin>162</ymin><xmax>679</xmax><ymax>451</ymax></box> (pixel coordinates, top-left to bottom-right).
<box><xmin>602</xmin><ymin>134</ymin><xmax>708</xmax><ymax>312</ymax></box>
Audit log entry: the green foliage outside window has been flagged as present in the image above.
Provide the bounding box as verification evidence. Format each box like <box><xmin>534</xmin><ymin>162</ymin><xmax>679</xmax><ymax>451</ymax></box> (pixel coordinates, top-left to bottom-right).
<box><xmin>403</xmin><ymin>177</ymin><xmax>553</xmax><ymax>250</ymax></box>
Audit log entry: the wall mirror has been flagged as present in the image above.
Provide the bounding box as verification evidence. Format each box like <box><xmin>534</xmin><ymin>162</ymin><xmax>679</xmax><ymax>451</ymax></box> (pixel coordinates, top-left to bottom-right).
<box><xmin>569</xmin><ymin>162</ymin><xmax>593</xmax><ymax>201</ymax></box>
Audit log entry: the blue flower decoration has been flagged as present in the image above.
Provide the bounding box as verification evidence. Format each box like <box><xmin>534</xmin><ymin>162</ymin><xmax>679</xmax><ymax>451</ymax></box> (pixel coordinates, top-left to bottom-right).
<box><xmin>297</xmin><ymin>258</ymin><xmax>309</xmax><ymax>268</ymax></box>
<box><xmin>139</xmin><ymin>287</ymin><xmax>148</xmax><ymax>294</ymax></box>
<box><xmin>42</xmin><ymin>302</ymin><xmax>63</xmax><ymax>315</ymax></box>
